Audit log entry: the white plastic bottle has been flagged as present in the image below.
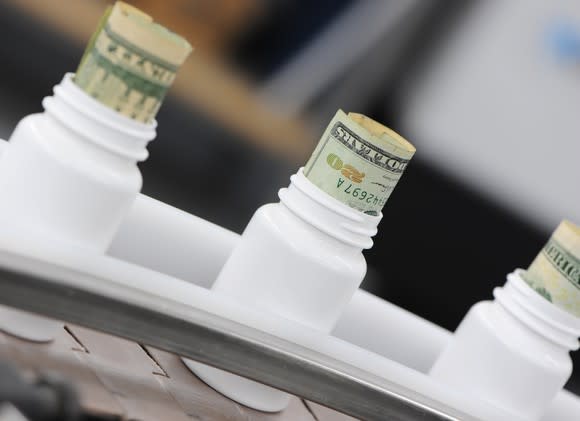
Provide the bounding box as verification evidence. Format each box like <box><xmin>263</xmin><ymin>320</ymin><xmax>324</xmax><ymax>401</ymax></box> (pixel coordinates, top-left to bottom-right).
<box><xmin>429</xmin><ymin>270</ymin><xmax>580</xmax><ymax>420</ymax></box>
<box><xmin>0</xmin><ymin>73</ymin><xmax>156</xmax><ymax>341</ymax></box>
<box><xmin>103</xmin><ymin>190</ymin><xmax>580</xmax><ymax>418</ymax></box>
<box><xmin>185</xmin><ymin>168</ymin><xmax>382</xmax><ymax>411</ymax></box>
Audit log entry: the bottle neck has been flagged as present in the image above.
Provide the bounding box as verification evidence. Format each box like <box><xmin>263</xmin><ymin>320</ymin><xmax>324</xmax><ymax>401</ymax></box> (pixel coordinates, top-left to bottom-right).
<box><xmin>278</xmin><ymin>168</ymin><xmax>382</xmax><ymax>251</ymax></box>
<box><xmin>494</xmin><ymin>270</ymin><xmax>580</xmax><ymax>351</ymax></box>
<box><xmin>41</xmin><ymin>73</ymin><xmax>156</xmax><ymax>166</ymax></box>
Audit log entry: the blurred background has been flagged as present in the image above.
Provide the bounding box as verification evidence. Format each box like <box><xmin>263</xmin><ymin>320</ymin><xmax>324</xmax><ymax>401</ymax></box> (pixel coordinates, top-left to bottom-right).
<box><xmin>0</xmin><ymin>0</ymin><xmax>578</xmax><ymax>393</ymax></box>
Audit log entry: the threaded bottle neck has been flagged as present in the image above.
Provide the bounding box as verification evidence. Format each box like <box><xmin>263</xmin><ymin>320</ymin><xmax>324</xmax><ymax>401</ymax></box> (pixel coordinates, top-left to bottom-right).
<box><xmin>494</xmin><ymin>270</ymin><xmax>580</xmax><ymax>351</ymax></box>
<box><xmin>278</xmin><ymin>168</ymin><xmax>381</xmax><ymax>249</ymax></box>
<box><xmin>41</xmin><ymin>73</ymin><xmax>157</xmax><ymax>163</ymax></box>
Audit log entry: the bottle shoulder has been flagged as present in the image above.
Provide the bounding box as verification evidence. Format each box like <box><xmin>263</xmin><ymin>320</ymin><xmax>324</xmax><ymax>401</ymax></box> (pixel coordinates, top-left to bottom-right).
<box><xmin>249</xmin><ymin>202</ymin><xmax>366</xmax><ymax>265</ymax></box>
<box><xmin>465</xmin><ymin>301</ymin><xmax>572</xmax><ymax>368</ymax></box>
<box><xmin>9</xmin><ymin>113</ymin><xmax>141</xmax><ymax>187</ymax></box>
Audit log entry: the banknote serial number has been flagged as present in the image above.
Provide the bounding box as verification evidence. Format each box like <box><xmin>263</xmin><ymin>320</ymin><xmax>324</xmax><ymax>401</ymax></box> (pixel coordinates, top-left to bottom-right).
<box><xmin>337</xmin><ymin>178</ymin><xmax>386</xmax><ymax>207</ymax></box>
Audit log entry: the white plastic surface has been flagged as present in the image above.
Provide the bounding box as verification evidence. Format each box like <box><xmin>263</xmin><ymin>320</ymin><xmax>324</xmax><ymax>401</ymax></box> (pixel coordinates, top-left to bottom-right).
<box><xmin>0</xmin><ymin>74</ymin><xmax>578</xmax><ymax>419</ymax></box>
<box><xmin>0</xmin><ymin>138</ymin><xmax>56</xmax><ymax>342</ymax></box>
<box><xmin>0</xmin><ymin>73</ymin><xmax>155</xmax><ymax>251</ymax></box>
<box><xmin>498</xmin><ymin>271</ymin><xmax>580</xmax><ymax>350</ymax></box>
<box><xmin>0</xmin><ymin>231</ymin><xmax>525</xmax><ymax>421</ymax></box>
<box><xmin>187</xmin><ymin>169</ymin><xmax>382</xmax><ymax>411</ymax></box>
<box><xmin>0</xmin><ymin>74</ymin><xmax>156</xmax><ymax>341</ymax></box>
<box><xmin>107</xmin><ymin>190</ymin><xmax>580</xmax><ymax>419</ymax></box>
<box><xmin>278</xmin><ymin>170</ymin><xmax>381</xmax><ymax>249</ymax></box>
<box><xmin>110</xmin><ymin>194</ymin><xmax>452</xmax><ymax>371</ymax></box>
<box><xmin>212</xmin><ymin>168</ymin><xmax>380</xmax><ymax>332</ymax></box>
<box><xmin>431</xmin><ymin>271</ymin><xmax>580</xmax><ymax>420</ymax></box>
<box><xmin>109</xmin><ymin>194</ymin><xmax>238</xmax><ymax>289</ymax></box>
<box><xmin>333</xmin><ymin>288</ymin><xmax>450</xmax><ymax>374</ymax></box>
<box><xmin>543</xmin><ymin>390</ymin><xmax>580</xmax><ymax>421</ymax></box>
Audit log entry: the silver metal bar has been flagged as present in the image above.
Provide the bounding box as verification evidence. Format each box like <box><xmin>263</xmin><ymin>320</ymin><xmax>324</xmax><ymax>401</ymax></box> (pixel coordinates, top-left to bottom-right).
<box><xmin>0</xmin><ymin>256</ymin><xmax>467</xmax><ymax>421</ymax></box>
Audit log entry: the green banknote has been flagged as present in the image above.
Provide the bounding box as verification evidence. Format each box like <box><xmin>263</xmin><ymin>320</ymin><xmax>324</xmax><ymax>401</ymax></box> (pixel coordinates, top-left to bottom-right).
<box><xmin>304</xmin><ymin>110</ymin><xmax>416</xmax><ymax>216</ymax></box>
<box><xmin>523</xmin><ymin>220</ymin><xmax>580</xmax><ymax>317</ymax></box>
<box><xmin>75</xmin><ymin>1</ymin><xmax>192</xmax><ymax>123</ymax></box>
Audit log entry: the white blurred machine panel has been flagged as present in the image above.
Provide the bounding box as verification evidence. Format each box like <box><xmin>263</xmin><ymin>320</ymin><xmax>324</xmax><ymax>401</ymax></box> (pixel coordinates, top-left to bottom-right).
<box><xmin>402</xmin><ymin>0</ymin><xmax>580</xmax><ymax>231</ymax></box>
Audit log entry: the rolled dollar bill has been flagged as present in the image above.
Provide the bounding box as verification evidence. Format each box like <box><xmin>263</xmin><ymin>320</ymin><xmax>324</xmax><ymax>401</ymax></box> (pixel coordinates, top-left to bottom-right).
<box><xmin>523</xmin><ymin>220</ymin><xmax>580</xmax><ymax>317</ymax></box>
<box><xmin>304</xmin><ymin>110</ymin><xmax>416</xmax><ymax>216</ymax></box>
<box><xmin>75</xmin><ymin>1</ymin><xmax>192</xmax><ymax>123</ymax></box>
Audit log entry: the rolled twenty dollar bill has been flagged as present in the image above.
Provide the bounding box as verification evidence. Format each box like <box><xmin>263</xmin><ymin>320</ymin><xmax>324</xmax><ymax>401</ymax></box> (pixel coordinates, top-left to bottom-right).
<box><xmin>304</xmin><ymin>110</ymin><xmax>416</xmax><ymax>216</ymax></box>
<box><xmin>75</xmin><ymin>1</ymin><xmax>192</xmax><ymax>123</ymax></box>
<box><xmin>523</xmin><ymin>220</ymin><xmax>580</xmax><ymax>318</ymax></box>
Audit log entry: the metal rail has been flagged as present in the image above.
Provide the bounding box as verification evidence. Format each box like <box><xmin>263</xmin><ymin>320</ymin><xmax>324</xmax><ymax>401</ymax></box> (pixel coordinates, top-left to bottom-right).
<box><xmin>0</xmin><ymin>254</ymin><xmax>468</xmax><ymax>421</ymax></box>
